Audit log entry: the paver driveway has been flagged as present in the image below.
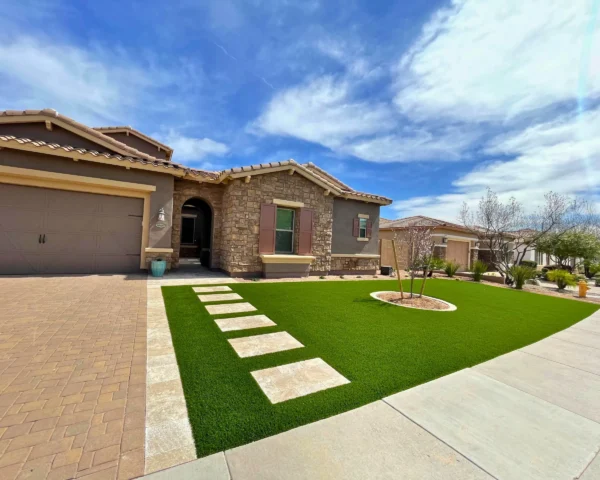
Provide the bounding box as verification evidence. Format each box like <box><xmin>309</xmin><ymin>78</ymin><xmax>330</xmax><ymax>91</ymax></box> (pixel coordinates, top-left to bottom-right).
<box><xmin>0</xmin><ymin>274</ymin><xmax>147</xmax><ymax>480</ymax></box>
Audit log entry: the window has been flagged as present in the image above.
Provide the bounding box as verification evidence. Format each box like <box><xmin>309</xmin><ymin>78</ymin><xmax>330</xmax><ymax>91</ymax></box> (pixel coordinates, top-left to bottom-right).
<box><xmin>358</xmin><ymin>218</ymin><xmax>368</xmax><ymax>239</ymax></box>
<box><xmin>275</xmin><ymin>208</ymin><xmax>295</xmax><ymax>253</ymax></box>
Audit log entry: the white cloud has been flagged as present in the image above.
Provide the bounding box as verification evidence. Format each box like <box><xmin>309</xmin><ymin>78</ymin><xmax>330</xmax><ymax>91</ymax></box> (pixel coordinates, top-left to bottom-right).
<box><xmin>0</xmin><ymin>36</ymin><xmax>187</xmax><ymax>126</ymax></box>
<box><xmin>395</xmin><ymin>0</ymin><xmax>600</xmax><ymax>122</ymax></box>
<box><xmin>251</xmin><ymin>76</ymin><xmax>396</xmax><ymax>148</ymax></box>
<box><xmin>393</xmin><ymin>108</ymin><xmax>600</xmax><ymax>220</ymax></box>
<box><xmin>251</xmin><ymin>75</ymin><xmax>476</xmax><ymax>162</ymax></box>
<box><xmin>159</xmin><ymin>130</ymin><xmax>229</xmax><ymax>163</ymax></box>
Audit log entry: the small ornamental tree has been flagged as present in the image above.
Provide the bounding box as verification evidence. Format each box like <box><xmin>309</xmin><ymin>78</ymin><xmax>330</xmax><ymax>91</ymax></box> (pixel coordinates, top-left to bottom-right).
<box><xmin>536</xmin><ymin>231</ymin><xmax>600</xmax><ymax>269</ymax></box>
<box><xmin>394</xmin><ymin>226</ymin><xmax>436</xmax><ymax>298</ymax></box>
<box><xmin>460</xmin><ymin>189</ymin><xmax>595</xmax><ymax>281</ymax></box>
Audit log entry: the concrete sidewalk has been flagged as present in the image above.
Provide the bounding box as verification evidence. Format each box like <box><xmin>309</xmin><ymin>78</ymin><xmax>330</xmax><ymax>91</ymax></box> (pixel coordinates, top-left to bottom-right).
<box><xmin>145</xmin><ymin>311</ymin><xmax>600</xmax><ymax>480</ymax></box>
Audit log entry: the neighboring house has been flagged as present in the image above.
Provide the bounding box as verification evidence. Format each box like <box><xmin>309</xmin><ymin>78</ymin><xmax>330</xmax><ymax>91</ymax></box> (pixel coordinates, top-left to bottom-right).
<box><xmin>0</xmin><ymin>109</ymin><xmax>391</xmax><ymax>277</ymax></box>
<box><xmin>379</xmin><ymin>216</ymin><xmax>479</xmax><ymax>270</ymax></box>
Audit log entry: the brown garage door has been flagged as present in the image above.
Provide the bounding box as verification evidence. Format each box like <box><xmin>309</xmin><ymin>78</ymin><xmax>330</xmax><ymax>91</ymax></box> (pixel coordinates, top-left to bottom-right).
<box><xmin>0</xmin><ymin>184</ymin><xmax>143</xmax><ymax>274</ymax></box>
<box><xmin>446</xmin><ymin>240</ymin><xmax>469</xmax><ymax>270</ymax></box>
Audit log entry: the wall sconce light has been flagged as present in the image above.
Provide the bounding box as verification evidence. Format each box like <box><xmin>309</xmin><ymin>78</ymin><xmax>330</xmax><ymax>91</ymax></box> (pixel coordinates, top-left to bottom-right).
<box><xmin>158</xmin><ymin>208</ymin><xmax>166</xmax><ymax>222</ymax></box>
<box><xmin>475</xmin><ymin>241</ymin><xmax>481</xmax><ymax>248</ymax></box>
<box><xmin>442</xmin><ymin>236</ymin><xmax>448</xmax><ymax>244</ymax></box>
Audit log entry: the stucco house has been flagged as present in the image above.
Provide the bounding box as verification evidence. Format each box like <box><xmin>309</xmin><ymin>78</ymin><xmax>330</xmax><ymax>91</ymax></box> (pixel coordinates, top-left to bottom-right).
<box><xmin>0</xmin><ymin>109</ymin><xmax>391</xmax><ymax>278</ymax></box>
<box><xmin>379</xmin><ymin>216</ymin><xmax>480</xmax><ymax>270</ymax></box>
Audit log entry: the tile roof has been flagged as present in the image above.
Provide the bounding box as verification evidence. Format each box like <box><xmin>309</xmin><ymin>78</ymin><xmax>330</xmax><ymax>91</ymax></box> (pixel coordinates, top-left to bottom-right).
<box><xmin>93</xmin><ymin>126</ymin><xmax>173</xmax><ymax>154</ymax></box>
<box><xmin>0</xmin><ymin>109</ymin><xmax>168</xmax><ymax>163</ymax></box>
<box><xmin>0</xmin><ymin>109</ymin><xmax>390</xmax><ymax>203</ymax></box>
<box><xmin>380</xmin><ymin>215</ymin><xmax>470</xmax><ymax>232</ymax></box>
<box><xmin>0</xmin><ymin>135</ymin><xmax>217</xmax><ymax>177</ymax></box>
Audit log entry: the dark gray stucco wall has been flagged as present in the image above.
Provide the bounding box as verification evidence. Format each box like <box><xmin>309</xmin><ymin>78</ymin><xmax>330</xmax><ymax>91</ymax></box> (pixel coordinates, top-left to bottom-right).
<box><xmin>0</xmin><ymin>123</ymin><xmax>122</xmax><ymax>154</ymax></box>
<box><xmin>103</xmin><ymin>132</ymin><xmax>169</xmax><ymax>160</ymax></box>
<box><xmin>331</xmin><ymin>198</ymin><xmax>380</xmax><ymax>254</ymax></box>
<box><xmin>0</xmin><ymin>149</ymin><xmax>174</xmax><ymax>248</ymax></box>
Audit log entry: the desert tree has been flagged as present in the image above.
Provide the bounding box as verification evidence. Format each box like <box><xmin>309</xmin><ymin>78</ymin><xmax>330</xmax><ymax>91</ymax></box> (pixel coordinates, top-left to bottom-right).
<box><xmin>459</xmin><ymin>189</ymin><xmax>594</xmax><ymax>279</ymax></box>
<box><xmin>393</xmin><ymin>225</ymin><xmax>436</xmax><ymax>298</ymax></box>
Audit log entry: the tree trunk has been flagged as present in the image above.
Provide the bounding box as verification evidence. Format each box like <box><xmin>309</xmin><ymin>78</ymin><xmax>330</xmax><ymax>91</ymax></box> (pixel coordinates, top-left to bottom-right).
<box><xmin>419</xmin><ymin>265</ymin><xmax>428</xmax><ymax>297</ymax></box>
<box><xmin>391</xmin><ymin>240</ymin><xmax>404</xmax><ymax>299</ymax></box>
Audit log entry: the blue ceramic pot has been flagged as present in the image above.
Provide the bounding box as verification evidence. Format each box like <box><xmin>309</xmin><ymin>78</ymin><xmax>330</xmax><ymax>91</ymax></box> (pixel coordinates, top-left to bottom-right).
<box><xmin>151</xmin><ymin>259</ymin><xmax>167</xmax><ymax>277</ymax></box>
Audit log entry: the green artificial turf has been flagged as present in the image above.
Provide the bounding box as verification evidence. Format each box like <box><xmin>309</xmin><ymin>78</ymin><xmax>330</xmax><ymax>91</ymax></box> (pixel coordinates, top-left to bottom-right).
<box><xmin>162</xmin><ymin>279</ymin><xmax>598</xmax><ymax>458</ymax></box>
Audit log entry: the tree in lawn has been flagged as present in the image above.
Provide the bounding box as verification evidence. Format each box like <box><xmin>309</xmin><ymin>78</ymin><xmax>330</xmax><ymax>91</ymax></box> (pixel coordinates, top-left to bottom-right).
<box><xmin>393</xmin><ymin>225</ymin><xmax>436</xmax><ymax>298</ymax></box>
<box><xmin>535</xmin><ymin>230</ymin><xmax>600</xmax><ymax>270</ymax></box>
<box><xmin>459</xmin><ymin>189</ymin><xmax>593</xmax><ymax>281</ymax></box>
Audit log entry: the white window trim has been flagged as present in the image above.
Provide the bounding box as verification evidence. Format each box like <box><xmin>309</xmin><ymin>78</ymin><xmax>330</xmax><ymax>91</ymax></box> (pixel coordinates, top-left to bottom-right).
<box><xmin>358</xmin><ymin>217</ymin><xmax>368</xmax><ymax>239</ymax></box>
<box><xmin>275</xmin><ymin>207</ymin><xmax>295</xmax><ymax>254</ymax></box>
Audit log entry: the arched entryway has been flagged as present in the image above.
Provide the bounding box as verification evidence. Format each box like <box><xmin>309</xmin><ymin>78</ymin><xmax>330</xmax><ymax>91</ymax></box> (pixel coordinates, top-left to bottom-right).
<box><xmin>179</xmin><ymin>198</ymin><xmax>213</xmax><ymax>268</ymax></box>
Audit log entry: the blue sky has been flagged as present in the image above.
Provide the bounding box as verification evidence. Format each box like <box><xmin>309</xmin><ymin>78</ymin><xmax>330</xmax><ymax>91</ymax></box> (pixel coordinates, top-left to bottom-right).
<box><xmin>1</xmin><ymin>0</ymin><xmax>599</xmax><ymax>220</ymax></box>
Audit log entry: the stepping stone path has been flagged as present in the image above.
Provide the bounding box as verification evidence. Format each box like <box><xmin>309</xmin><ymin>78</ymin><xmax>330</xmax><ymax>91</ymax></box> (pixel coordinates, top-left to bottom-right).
<box><xmin>198</xmin><ymin>293</ymin><xmax>243</xmax><ymax>302</ymax></box>
<box><xmin>205</xmin><ymin>302</ymin><xmax>256</xmax><ymax>315</ymax></box>
<box><xmin>251</xmin><ymin>358</ymin><xmax>351</xmax><ymax>404</ymax></box>
<box><xmin>228</xmin><ymin>332</ymin><xmax>304</xmax><ymax>358</ymax></box>
<box><xmin>215</xmin><ymin>314</ymin><xmax>276</xmax><ymax>332</ymax></box>
<box><xmin>193</xmin><ymin>286</ymin><xmax>233</xmax><ymax>293</ymax></box>
<box><xmin>198</xmin><ymin>285</ymin><xmax>350</xmax><ymax>403</ymax></box>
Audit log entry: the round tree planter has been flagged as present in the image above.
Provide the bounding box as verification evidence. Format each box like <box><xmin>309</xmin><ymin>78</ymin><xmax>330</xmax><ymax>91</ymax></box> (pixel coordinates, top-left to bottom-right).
<box><xmin>370</xmin><ymin>291</ymin><xmax>457</xmax><ymax>312</ymax></box>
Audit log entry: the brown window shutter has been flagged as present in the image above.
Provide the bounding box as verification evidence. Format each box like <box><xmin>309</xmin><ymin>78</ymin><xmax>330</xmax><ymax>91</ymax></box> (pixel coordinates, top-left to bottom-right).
<box><xmin>353</xmin><ymin>217</ymin><xmax>360</xmax><ymax>237</ymax></box>
<box><xmin>259</xmin><ymin>204</ymin><xmax>277</xmax><ymax>254</ymax></box>
<box><xmin>298</xmin><ymin>208</ymin><xmax>314</xmax><ymax>255</ymax></box>
<box><xmin>366</xmin><ymin>220</ymin><xmax>373</xmax><ymax>238</ymax></box>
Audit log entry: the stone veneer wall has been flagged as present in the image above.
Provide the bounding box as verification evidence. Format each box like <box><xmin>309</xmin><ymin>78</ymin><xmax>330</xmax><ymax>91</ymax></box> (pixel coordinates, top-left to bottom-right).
<box><xmin>330</xmin><ymin>257</ymin><xmax>379</xmax><ymax>275</ymax></box>
<box><xmin>470</xmin><ymin>247</ymin><xmax>479</xmax><ymax>266</ymax></box>
<box><xmin>220</xmin><ymin>171</ymin><xmax>334</xmax><ymax>275</ymax></box>
<box><xmin>171</xmin><ymin>180</ymin><xmax>225</xmax><ymax>269</ymax></box>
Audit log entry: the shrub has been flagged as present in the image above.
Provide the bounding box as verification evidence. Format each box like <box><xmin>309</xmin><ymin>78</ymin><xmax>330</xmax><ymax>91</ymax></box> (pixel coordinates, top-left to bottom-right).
<box><xmin>595</xmin><ymin>274</ymin><xmax>600</xmax><ymax>287</ymax></box>
<box><xmin>340</xmin><ymin>275</ymin><xmax>345</xmax><ymax>279</ymax></box>
<box><xmin>520</xmin><ymin>260</ymin><xmax>538</xmax><ymax>269</ymax></box>
<box><xmin>471</xmin><ymin>260</ymin><xmax>488</xmax><ymax>282</ymax></box>
<box><xmin>319</xmin><ymin>276</ymin><xmax>325</xmax><ymax>280</ymax></box>
<box><xmin>509</xmin><ymin>265</ymin><xmax>536</xmax><ymax>290</ymax></box>
<box><xmin>547</xmin><ymin>269</ymin><xmax>577</xmax><ymax>290</ymax></box>
<box><xmin>444</xmin><ymin>261</ymin><xmax>460</xmax><ymax>277</ymax></box>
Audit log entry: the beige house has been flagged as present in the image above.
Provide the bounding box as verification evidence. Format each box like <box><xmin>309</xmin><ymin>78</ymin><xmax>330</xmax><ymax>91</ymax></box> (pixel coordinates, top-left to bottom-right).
<box><xmin>379</xmin><ymin>216</ymin><xmax>480</xmax><ymax>270</ymax></box>
<box><xmin>0</xmin><ymin>109</ymin><xmax>391</xmax><ymax>278</ymax></box>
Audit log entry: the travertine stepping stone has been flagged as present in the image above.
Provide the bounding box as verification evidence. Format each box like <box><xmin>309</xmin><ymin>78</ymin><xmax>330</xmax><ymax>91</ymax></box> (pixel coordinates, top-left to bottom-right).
<box><xmin>198</xmin><ymin>293</ymin><xmax>243</xmax><ymax>303</ymax></box>
<box><xmin>215</xmin><ymin>315</ymin><xmax>276</xmax><ymax>332</ymax></box>
<box><xmin>193</xmin><ymin>286</ymin><xmax>232</xmax><ymax>293</ymax></box>
<box><xmin>251</xmin><ymin>358</ymin><xmax>350</xmax><ymax>403</ymax></box>
<box><xmin>228</xmin><ymin>332</ymin><xmax>303</xmax><ymax>358</ymax></box>
<box><xmin>206</xmin><ymin>303</ymin><xmax>256</xmax><ymax>315</ymax></box>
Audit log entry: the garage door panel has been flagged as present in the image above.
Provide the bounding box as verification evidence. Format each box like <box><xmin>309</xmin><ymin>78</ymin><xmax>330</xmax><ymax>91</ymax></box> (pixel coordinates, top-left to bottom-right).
<box><xmin>100</xmin><ymin>195</ymin><xmax>143</xmax><ymax>216</ymax></box>
<box><xmin>0</xmin><ymin>232</ymin><xmax>43</xmax><ymax>253</ymax></box>
<box><xmin>97</xmin><ymin>233</ymin><xmax>140</xmax><ymax>255</ymax></box>
<box><xmin>446</xmin><ymin>241</ymin><xmax>469</xmax><ymax>269</ymax></box>
<box><xmin>45</xmin><ymin>213</ymin><xmax>100</xmax><ymax>234</ymax></box>
<box><xmin>0</xmin><ymin>184</ymin><xmax>144</xmax><ymax>275</ymax></box>
<box><xmin>41</xmin><ymin>254</ymin><xmax>96</xmax><ymax>274</ymax></box>
<box><xmin>42</xmin><ymin>233</ymin><xmax>98</xmax><ymax>254</ymax></box>
<box><xmin>46</xmin><ymin>190</ymin><xmax>100</xmax><ymax>214</ymax></box>
<box><xmin>0</xmin><ymin>207</ymin><xmax>44</xmax><ymax>232</ymax></box>
<box><xmin>0</xmin><ymin>184</ymin><xmax>47</xmax><ymax>208</ymax></box>
<box><xmin>0</xmin><ymin>253</ymin><xmax>40</xmax><ymax>275</ymax></box>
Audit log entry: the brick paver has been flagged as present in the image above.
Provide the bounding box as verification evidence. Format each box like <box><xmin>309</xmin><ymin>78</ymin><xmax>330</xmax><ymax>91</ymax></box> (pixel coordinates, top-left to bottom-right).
<box><xmin>0</xmin><ymin>275</ymin><xmax>147</xmax><ymax>480</ymax></box>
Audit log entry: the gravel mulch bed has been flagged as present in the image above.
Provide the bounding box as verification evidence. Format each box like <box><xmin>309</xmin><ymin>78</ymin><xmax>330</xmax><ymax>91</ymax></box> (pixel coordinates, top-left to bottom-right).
<box><xmin>378</xmin><ymin>292</ymin><xmax>450</xmax><ymax>310</ymax></box>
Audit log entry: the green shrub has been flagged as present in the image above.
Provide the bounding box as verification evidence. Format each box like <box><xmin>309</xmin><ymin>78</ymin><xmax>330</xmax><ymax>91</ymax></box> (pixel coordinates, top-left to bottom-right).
<box><xmin>595</xmin><ymin>274</ymin><xmax>600</xmax><ymax>287</ymax></box>
<box><xmin>509</xmin><ymin>265</ymin><xmax>536</xmax><ymax>290</ymax></box>
<box><xmin>340</xmin><ymin>275</ymin><xmax>345</xmax><ymax>279</ymax></box>
<box><xmin>471</xmin><ymin>260</ymin><xmax>489</xmax><ymax>282</ymax></box>
<box><xmin>319</xmin><ymin>276</ymin><xmax>325</xmax><ymax>279</ymax></box>
<box><xmin>520</xmin><ymin>260</ymin><xmax>537</xmax><ymax>269</ymax></box>
<box><xmin>547</xmin><ymin>269</ymin><xmax>577</xmax><ymax>290</ymax></box>
<box><xmin>444</xmin><ymin>261</ymin><xmax>461</xmax><ymax>277</ymax></box>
